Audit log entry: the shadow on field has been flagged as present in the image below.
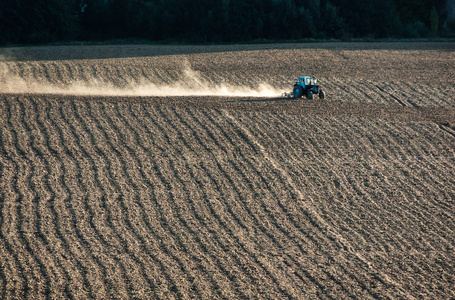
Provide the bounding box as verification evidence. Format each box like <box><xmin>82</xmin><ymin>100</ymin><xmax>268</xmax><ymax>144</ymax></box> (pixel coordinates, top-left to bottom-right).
<box><xmin>238</xmin><ymin>97</ymin><xmax>291</xmax><ymax>103</ymax></box>
<box><xmin>1</xmin><ymin>41</ymin><xmax>454</xmax><ymax>61</ymax></box>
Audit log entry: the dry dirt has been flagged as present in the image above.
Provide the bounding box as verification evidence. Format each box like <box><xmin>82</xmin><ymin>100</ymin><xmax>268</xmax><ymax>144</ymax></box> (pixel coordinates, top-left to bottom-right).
<box><xmin>0</xmin><ymin>42</ymin><xmax>454</xmax><ymax>299</ymax></box>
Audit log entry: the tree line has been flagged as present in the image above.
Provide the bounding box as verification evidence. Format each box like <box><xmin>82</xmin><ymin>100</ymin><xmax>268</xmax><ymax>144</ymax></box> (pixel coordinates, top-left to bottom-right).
<box><xmin>0</xmin><ymin>0</ymin><xmax>453</xmax><ymax>45</ymax></box>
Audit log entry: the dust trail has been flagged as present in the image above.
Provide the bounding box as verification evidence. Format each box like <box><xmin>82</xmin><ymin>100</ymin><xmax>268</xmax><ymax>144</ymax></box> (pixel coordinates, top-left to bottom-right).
<box><xmin>0</xmin><ymin>60</ymin><xmax>282</xmax><ymax>97</ymax></box>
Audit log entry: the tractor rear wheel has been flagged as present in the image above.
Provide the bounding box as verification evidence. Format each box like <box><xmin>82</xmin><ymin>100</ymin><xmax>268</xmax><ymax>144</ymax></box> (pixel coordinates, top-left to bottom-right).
<box><xmin>319</xmin><ymin>90</ymin><xmax>325</xmax><ymax>99</ymax></box>
<box><xmin>293</xmin><ymin>86</ymin><xmax>303</xmax><ymax>98</ymax></box>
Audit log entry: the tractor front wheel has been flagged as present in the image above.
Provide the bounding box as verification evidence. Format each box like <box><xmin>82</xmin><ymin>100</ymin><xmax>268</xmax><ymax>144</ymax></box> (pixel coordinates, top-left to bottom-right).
<box><xmin>293</xmin><ymin>86</ymin><xmax>303</xmax><ymax>98</ymax></box>
<box><xmin>307</xmin><ymin>91</ymin><xmax>313</xmax><ymax>100</ymax></box>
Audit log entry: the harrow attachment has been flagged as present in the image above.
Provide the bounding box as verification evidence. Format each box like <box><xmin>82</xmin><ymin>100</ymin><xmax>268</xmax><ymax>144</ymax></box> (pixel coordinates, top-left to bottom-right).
<box><xmin>281</xmin><ymin>91</ymin><xmax>294</xmax><ymax>98</ymax></box>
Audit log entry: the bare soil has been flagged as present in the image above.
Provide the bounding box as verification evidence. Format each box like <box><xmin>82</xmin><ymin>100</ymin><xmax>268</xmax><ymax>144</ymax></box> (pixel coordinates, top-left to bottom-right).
<box><xmin>0</xmin><ymin>43</ymin><xmax>454</xmax><ymax>299</ymax></box>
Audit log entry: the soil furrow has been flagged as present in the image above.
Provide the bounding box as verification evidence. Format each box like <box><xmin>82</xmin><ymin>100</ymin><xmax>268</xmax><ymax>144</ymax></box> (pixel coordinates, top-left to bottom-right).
<box><xmin>150</xmin><ymin>105</ymin><xmax>255</xmax><ymax>299</ymax></box>
<box><xmin>98</xmin><ymin>102</ymin><xmax>209</xmax><ymax>298</ymax></box>
<box><xmin>169</xmin><ymin>108</ymin><xmax>284</xmax><ymax>297</ymax></box>
<box><xmin>0</xmin><ymin>124</ymin><xmax>30</xmax><ymax>299</ymax></box>
<box><xmin>6</xmin><ymin>99</ymin><xmax>52</xmax><ymax>298</ymax></box>
<box><xmin>153</xmin><ymin>103</ymin><xmax>306</xmax><ymax>298</ymax></box>
<box><xmin>150</xmin><ymin>105</ymin><xmax>257</xmax><ymax>298</ymax></box>
<box><xmin>58</xmin><ymin>100</ymin><xmax>126</xmax><ymax>297</ymax></box>
<box><xmin>50</xmin><ymin>62</ymin><xmax>64</xmax><ymax>84</ymax></box>
<box><xmin>0</xmin><ymin>258</ymin><xmax>5</xmax><ymax>299</ymax></box>
<box><xmin>86</xmin><ymin>101</ymin><xmax>159</xmax><ymax>296</ymax></box>
<box><xmin>50</xmin><ymin>98</ymin><xmax>112</xmax><ymax>297</ymax></box>
<box><xmin>269</xmin><ymin>114</ymin><xmax>454</xmax><ymax>297</ymax></box>
<box><xmin>71</xmin><ymin>100</ymin><xmax>142</xmax><ymax>297</ymax></box>
<box><xmin>39</xmin><ymin>62</ymin><xmax>54</xmax><ymax>84</ymax></box>
<box><xmin>21</xmin><ymin>98</ymin><xmax>75</xmax><ymax>299</ymax></box>
<box><xmin>126</xmin><ymin>104</ymin><xmax>212</xmax><ymax>298</ymax></box>
<box><xmin>175</xmin><ymin>105</ymin><xmax>328</xmax><ymax>298</ymax></box>
<box><xmin>31</xmin><ymin>97</ymin><xmax>91</xmax><ymax>298</ymax></box>
<box><xmin>117</xmin><ymin>104</ymin><xmax>200</xmax><ymax>298</ymax></box>
<box><xmin>63</xmin><ymin>62</ymin><xmax>74</xmax><ymax>84</ymax></box>
<box><xmin>1</xmin><ymin>43</ymin><xmax>454</xmax><ymax>299</ymax></box>
<box><xmin>21</xmin><ymin>98</ymin><xmax>85</xmax><ymax>298</ymax></box>
<box><xmin>353</xmin><ymin>80</ymin><xmax>378</xmax><ymax>103</ymax></box>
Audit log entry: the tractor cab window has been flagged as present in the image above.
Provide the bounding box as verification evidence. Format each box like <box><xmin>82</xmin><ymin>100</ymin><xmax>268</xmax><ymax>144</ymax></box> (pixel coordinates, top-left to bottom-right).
<box><xmin>299</xmin><ymin>78</ymin><xmax>305</xmax><ymax>84</ymax></box>
<box><xmin>306</xmin><ymin>78</ymin><xmax>317</xmax><ymax>85</ymax></box>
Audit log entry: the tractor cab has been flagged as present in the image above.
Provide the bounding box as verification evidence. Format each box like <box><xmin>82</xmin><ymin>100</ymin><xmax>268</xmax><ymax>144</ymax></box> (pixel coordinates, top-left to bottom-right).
<box><xmin>297</xmin><ymin>76</ymin><xmax>317</xmax><ymax>87</ymax></box>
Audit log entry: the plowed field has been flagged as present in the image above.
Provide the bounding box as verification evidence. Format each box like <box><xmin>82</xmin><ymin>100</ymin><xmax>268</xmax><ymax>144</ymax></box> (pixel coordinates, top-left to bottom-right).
<box><xmin>1</xmin><ymin>42</ymin><xmax>455</xmax><ymax>299</ymax></box>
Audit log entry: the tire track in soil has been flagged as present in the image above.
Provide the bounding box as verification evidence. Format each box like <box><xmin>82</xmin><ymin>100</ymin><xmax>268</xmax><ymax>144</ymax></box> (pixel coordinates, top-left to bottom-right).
<box><xmin>251</xmin><ymin>112</ymin><xmax>455</xmax><ymax>298</ymax></box>
<box><xmin>397</xmin><ymin>82</ymin><xmax>429</xmax><ymax>107</ymax></box>
<box><xmin>1</xmin><ymin>93</ymin><xmax>454</xmax><ymax>298</ymax></box>
<box><xmin>2</xmin><ymin>44</ymin><xmax>454</xmax><ymax>298</ymax></box>
<box><xmin>333</xmin><ymin>78</ymin><xmax>373</xmax><ymax>104</ymax></box>
<box><xmin>356</xmin><ymin>80</ymin><xmax>385</xmax><ymax>103</ymax></box>
<box><xmin>180</xmin><ymin>107</ymin><xmax>313</xmax><ymax>297</ymax></box>
<box><xmin>213</xmin><ymin>113</ymin><xmax>346</xmax><ymax>289</ymax></box>
<box><xmin>439</xmin><ymin>123</ymin><xmax>455</xmax><ymax>139</ymax></box>
<box><xmin>169</xmin><ymin>104</ymin><xmax>318</xmax><ymax>296</ymax></box>
<box><xmin>403</xmin><ymin>82</ymin><xmax>455</xmax><ymax>108</ymax></box>
<box><xmin>166</xmin><ymin>105</ymin><xmax>310</xmax><ymax>298</ymax></box>
<box><xmin>236</xmin><ymin>114</ymin><xmax>387</xmax><ymax>298</ymax></box>
<box><xmin>195</xmin><ymin>108</ymin><xmax>363</xmax><ymax>298</ymax></box>
<box><xmin>226</xmin><ymin>113</ymin><xmax>376</xmax><ymax>298</ymax></box>
<box><xmin>221</xmin><ymin>110</ymin><xmax>410</xmax><ymax>298</ymax></box>
<box><xmin>243</xmin><ymin>114</ymin><xmax>374</xmax><ymax>250</ymax></box>
<box><xmin>255</xmin><ymin>115</ymin><xmax>409</xmax><ymax>295</ymax></box>
<box><xmin>373</xmin><ymin>83</ymin><xmax>407</xmax><ymax>107</ymax></box>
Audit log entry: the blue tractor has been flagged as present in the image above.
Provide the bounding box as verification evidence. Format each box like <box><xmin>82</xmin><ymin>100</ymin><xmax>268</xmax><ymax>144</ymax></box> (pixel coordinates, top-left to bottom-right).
<box><xmin>283</xmin><ymin>76</ymin><xmax>325</xmax><ymax>99</ymax></box>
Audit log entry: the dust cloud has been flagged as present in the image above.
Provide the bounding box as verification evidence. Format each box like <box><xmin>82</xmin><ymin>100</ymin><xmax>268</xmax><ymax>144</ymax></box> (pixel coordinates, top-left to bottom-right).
<box><xmin>0</xmin><ymin>61</ymin><xmax>281</xmax><ymax>97</ymax></box>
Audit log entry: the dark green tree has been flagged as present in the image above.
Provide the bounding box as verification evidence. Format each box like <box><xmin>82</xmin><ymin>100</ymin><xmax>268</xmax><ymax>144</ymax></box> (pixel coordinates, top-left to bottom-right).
<box><xmin>0</xmin><ymin>0</ymin><xmax>449</xmax><ymax>45</ymax></box>
<box><xmin>320</xmin><ymin>1</ymin><xmax>345</xmax><ymax>38</ymax></box>
<box><xmin>226</xmin><ymin>0</ymin><xmax>264</xmax><ymax>41</ymax></box>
